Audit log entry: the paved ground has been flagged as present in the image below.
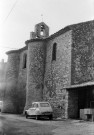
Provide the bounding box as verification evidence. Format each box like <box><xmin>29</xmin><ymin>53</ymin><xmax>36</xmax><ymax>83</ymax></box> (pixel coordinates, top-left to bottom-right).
<box><xmin>0</xmin><ymin>113</ymin><xmax>94</xmax><ymax>135</ymax></box>
<box><xmin>53</xmin><ymin>120</ymin><xmax>94</xmax><ymax>135</ymax></box>
<box><xmin>0</xmin><ymin>114</ymin><xmax>55</xmax><ymax>135</ymax></box>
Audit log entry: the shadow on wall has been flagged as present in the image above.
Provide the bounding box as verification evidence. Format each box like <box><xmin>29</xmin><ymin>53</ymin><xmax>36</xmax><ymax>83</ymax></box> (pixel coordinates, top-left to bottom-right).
<box><xmin>2</xmin><ymin>81</ymin><xmax>26</xmax><ymax>114</ymax></box>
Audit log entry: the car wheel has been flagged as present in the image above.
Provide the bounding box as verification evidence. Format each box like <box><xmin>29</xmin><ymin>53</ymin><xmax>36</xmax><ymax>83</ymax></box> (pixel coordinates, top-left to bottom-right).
<box><xmin>26</xmin><ymin>114</ymin><xmax>29</xmax><ymax>118</ymax></box>
<box><xmin>25</xmin><ymin>112</ymin><xmax>29</xmax><ymax>119</ymax></box>
<box><xmin>36</xmin><ymin>115</ymin><xmax>39</xmax><ymax>120</ymax></box>
<box><xmin>49</xmin><ymin>115</ymin><xmax>53</xmax><ymax>120</ymax></box>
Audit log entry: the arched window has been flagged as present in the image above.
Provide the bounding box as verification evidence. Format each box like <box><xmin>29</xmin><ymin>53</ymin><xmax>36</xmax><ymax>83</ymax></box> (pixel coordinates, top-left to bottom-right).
<box><xmin>22</xmin><ymin>53</ymin><xmax>27</xmax><ymax>69</ymax></box>
<box><xmin>52</xmin><ymin>43</ymin><xmax>57</xmax><ymax>61</ymax></box>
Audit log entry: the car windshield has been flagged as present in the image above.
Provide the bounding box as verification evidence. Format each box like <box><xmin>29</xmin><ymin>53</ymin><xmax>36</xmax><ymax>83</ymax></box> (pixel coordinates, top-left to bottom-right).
<box><xmin>40</xmin><ymin>103</ymin><xmax>50</xmax><ymax>107</ymax></box>
<box><xmin>32</xmin><ymin>103</ymin><xmax>38</xmax><ymax>108</ymax></box>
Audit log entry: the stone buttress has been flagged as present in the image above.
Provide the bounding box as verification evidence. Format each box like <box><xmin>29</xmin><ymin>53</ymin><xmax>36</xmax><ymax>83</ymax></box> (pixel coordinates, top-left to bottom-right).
<box><xmin>24</xmin><ymin>22</ymin><xmax>49</xmax><ymax>110</ymax></box>
<box><xmin>2</xmin><ymin>51</ymin><xmax>20</xmax><ymax>113</ymax></box>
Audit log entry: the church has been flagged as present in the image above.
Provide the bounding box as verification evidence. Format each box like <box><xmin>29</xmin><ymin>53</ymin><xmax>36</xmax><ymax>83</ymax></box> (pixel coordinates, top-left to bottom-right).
<box><xmin>2</xmin><ymin>20</ymin><xmax>94</xmax><ymax>119</ymax></box>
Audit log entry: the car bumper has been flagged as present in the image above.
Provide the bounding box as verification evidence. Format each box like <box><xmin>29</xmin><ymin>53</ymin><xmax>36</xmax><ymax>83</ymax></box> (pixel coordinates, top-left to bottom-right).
<box><xmin>40</xmin><ymin>112</ymin><xmax>53</xmax><ymax>116</ymax></box>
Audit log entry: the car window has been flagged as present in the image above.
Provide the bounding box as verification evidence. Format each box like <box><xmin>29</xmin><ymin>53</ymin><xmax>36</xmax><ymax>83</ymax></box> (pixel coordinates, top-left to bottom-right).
<box><xmin>40</xmin><ymin>103</ymin><xmax>50</xmax><ymax>107</ymax></box>
<box><xmin>32</xmin><ymin>103</ymin><xmax>38</xmax><ymax>108</ymax></box>
<box><xmin>35</xmin><ymin>104</ymin><xmax>38</xmax><ymax>108</ymax></box>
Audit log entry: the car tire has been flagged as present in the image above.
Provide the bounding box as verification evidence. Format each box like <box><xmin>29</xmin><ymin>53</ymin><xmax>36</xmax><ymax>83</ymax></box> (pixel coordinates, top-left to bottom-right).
<box><xmin>25</xmin><ymin>112</ymin><xmax>29</xmax><ymax>119</ymax></box>
<box><xmin>26</xmin><ymin>114</ymin><xmax>29</xmax><ymax>119</ymax></box>
<box><xmin>36</xmin><ymin>115</ymin><xmax>39</xmax><ymax>120</ymax></box>
<box><xmin>49</xmin><ymin>114</ymin><xmax>53</xmax><ymax>120</ymax></box>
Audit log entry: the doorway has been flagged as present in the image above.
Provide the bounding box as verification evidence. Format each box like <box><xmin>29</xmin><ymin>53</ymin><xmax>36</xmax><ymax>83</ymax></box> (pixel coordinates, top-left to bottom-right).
<box><xmin>67</xmin><ymin>85</ymin><xmax>94</xmax><ymax>119</ymax></box>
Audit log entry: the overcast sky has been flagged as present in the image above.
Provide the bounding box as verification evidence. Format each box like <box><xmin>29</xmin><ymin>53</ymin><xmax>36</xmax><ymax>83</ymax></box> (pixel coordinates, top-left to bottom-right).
<box><xmin>0</xmin><ymin>0</ymin><xmax>94</xmax><ymax>62</ymax></box>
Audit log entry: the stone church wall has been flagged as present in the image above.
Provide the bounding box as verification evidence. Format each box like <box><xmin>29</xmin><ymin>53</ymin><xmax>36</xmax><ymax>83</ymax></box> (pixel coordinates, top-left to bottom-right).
<box><xmin>25</xmin><ymin>40</ymin><xmax>46</xmax><ymax>110</ymax></box>
<box><xmin>44</xmin><ymin>30</ymin><xmax>72</xmax><ymax>118</ymax></box>
<box><xmin>3</xmin><ymin>52</ymin><xmax>20</xmax><ymax>113</ymax></box>
<box><xmin>17</xmin><ymin>50</ymin><xmax>27</xmax><ymax>113</ymax></box>
<box><xmin>71</xmin><ymin>21</ymin><xmax>94</xmax><ymax>85</ymax></box>
<box><xmin>67</xmin><ymin>20</ymin><xmax>94</xmax><ymax>118</ymax></box>
<box><xmin>0</xmin><ymin>60</ymin><xmax>7</xmax><ymax>101</ymax></box>
<box><xmin>3</xmin><ymin>48</ymin><xmax>27</xmax><ymax>113</ymax></box>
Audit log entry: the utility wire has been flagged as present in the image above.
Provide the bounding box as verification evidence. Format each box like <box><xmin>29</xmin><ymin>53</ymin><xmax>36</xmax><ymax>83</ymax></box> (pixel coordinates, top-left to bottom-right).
<box><xmin>0</xmin><ymin>46</ymin><xmax>18</xmax><ymax>49</ymax></box>
<box><xmin>3</xmin><ymin>0</ymin><xmax>19</xmax><ymax>24</ymax></box>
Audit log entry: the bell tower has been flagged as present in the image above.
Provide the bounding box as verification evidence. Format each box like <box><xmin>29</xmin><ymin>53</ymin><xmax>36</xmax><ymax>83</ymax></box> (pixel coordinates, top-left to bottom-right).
<box><xmin>35</xmin><ymin>22</ymin><xmax>49</xmax><ymax>38</ymax></box>
<box><xmin>25</xmin><ymin>22</ymin><xmax>48</xmax><ymax>110</ymax></box>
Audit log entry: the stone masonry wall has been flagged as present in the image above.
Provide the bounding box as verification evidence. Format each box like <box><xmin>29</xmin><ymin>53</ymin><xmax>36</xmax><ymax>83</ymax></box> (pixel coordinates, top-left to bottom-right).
<box><xmin>17</xmin><ymin>50</ymin><xmax>27</xmax><ymax>113</ymax></box>
<box><xmin>0</xmin><ymin>61</ymin><xmax>7</xmax><ymax>101</ymax></box>
<box><xmin>44</xmin><ymin>30</ymin><xmax>72</xmax><ymax>118</ymax></box>
<box><xmin>67</xmin><ymin>21</ymin><xmax>94</xmax><ymax>119</ymax></box>
<box><xmin>71</xmin><ymin>21</ymin><xmax>94</xmax><ymax>85</ymax></box>
<box><xmin>25</xmin><ymin>40</ymin><xmax>46</xmax><ymax>110</ymax></box>
<box><xmin>3</xmin><ymin>52</ymin><xmax>20</xmax><ymax>113</ymax></box>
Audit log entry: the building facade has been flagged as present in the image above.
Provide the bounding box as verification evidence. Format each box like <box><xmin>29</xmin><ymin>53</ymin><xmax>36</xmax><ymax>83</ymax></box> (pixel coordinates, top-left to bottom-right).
<box><xmin>2</xmin><ymin>20</ymin><xmax>94</xmax><ymax>118</ymax></box>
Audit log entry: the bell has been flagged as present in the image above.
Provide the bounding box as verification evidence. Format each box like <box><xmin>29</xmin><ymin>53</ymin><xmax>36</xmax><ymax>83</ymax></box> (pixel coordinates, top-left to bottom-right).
<box><xmin>41</xmin><ymin>25</ymin><xmax>44</xmax><ymax>31</ymax></box>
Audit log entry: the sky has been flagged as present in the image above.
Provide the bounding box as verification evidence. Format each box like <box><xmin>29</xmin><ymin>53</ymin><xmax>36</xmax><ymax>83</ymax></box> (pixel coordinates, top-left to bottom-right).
<box><xmin>0</xmin><ymin>0</ymin><xmax>94</xmax><ymax>62</ymax></box>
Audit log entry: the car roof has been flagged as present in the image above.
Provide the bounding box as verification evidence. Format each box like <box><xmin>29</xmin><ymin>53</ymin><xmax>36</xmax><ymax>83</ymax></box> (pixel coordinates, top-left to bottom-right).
<box><xmin>32</xmin><ymin>102</ymin><xmax>50</xmax><ymax>104</ymax></box>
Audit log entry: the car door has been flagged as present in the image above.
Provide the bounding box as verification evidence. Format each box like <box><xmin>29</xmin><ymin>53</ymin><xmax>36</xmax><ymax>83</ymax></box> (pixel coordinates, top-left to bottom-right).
<box><xmin>28</xmin><ymin>103</ymin><xmax>38</xmax><ymax>115</ymax></box>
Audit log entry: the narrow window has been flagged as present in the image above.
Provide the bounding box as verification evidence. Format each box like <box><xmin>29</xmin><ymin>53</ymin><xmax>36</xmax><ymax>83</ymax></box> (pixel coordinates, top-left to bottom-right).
<box><xmin>23</xmin><ymin>54</ymin><xmax>27</xmax><ymax>69</ymax></box>
<box><xmin>40</xmin><ymin>31</ymin><xmax>44</xmax><ymax>36</ymax></box>
<box><xmin>52</xmin><ymin>43</ymin><xmax>57</xmax><ymax>61</ymax></box>
<box><xmin>41</xmin><ymin>25</ymin><xmax>44</xmax><ymax>31</ymax></box>
<box><xmin>40</xmin><ymin>25</ymin><xmax>44</xmax><ymax>36</ymax></box>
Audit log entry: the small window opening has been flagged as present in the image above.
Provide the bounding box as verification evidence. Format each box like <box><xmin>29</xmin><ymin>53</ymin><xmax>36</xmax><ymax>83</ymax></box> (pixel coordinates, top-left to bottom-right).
<box><xmin>41</xmin><ymin>25</ymin><xmax>44</xmax><ymax>31</ymax></box>
<box><xmin>52</xmin><ymin>43</ymin><xmax>57</xmax><ymax>61</ymax></box>
<box><xmin>40</xmin><ymin>31</ymin><xmax>44</xmax><ymax>36</ymax></box>
<box><xmin>23</xmin><ymin>54</ymin><xmax>27</xmax><ymax>69</ymax></box>
<box><xmin>40</xmin><ymin>25</ymin><xmax>44</xmax><ymax>36</ymax></box>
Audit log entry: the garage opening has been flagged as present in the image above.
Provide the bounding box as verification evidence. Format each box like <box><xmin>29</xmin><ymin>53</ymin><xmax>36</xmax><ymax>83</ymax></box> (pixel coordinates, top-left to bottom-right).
<box><xmin>67</xmin><ymin>85</ymin><xmax>94</xmax><ymax>119</ymax></box>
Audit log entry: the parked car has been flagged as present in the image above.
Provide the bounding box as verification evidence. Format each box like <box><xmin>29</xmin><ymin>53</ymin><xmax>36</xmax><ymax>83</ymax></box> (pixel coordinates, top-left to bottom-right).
<box><xmin>25</xmin><ymin>102</ymin><xmax>53</xmax><ymax>120</ymax></box>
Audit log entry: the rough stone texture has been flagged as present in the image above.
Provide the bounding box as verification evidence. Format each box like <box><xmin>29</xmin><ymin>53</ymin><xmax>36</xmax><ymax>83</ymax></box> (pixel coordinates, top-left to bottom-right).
<box><xmin>0</xmin><ymin>60</ymin><xmax>7</xmax><ymax>101</ymax></box>
<box><xmin>24</xmin><ymin>41</ymin><xmax>46</xmax><ymax>110</ymax></box>
<box><xmin>17</xmin><ymin>50</ymin><xmax>27</xmax><ymax>113</ymax></box>
<box><xmin>44</xmin><ymin>89</ymin><xmax>68</xmax><ymax>118</ymax></box>
<box><xmin>3</xmin><ymin>50</ymin><xmax>27</xmax><ymax>113</ymax></box>
<box><xmin>67</xmin><ymin>20</ymin><xmax>94</xmax><ymax>118</ymax></box>
<box><xmin>44</xmin><ymin>30</ymin><xmax>72</xmax><ymax>118</ymax></box>
<box><xmin>71</xmin><ymin>20</ymin><xmax>94</xmax><ymax>85</ymax></box>
<box><xmin>3</xmin><ymin>52</ymin><xmax>20</xmax><ymax>113</ymax></box>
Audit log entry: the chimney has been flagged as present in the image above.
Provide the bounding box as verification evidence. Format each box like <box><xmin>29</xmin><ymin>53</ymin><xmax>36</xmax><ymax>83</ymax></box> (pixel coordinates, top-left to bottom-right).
<box><xmin>30</xmin><ymin>32</ymin><xmax>36</xmax><ymax>39</ymax></box>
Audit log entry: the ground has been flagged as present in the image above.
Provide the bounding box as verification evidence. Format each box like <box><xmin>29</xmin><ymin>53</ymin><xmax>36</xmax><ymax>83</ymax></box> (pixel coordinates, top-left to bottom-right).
<box><xmin>0</xmin><ymin>113</ymin><xmax>94</xmax><ymax>135</ymax></box>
